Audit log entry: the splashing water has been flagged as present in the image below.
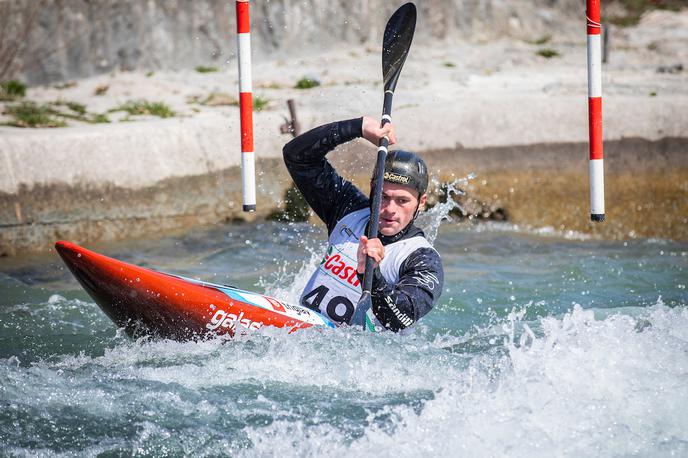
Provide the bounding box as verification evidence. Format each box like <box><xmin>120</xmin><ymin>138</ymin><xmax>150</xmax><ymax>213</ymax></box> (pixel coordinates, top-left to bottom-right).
<box><xmin>1</xmin><ymin>198</ymin><xmax>687</xmax><ymax>456</ymax></box>
<box><xmin>258</xmin><ymin>242</ymin><xmax>325</xmax><ymax>304</ymax></box>
<box><xmin>258</xmin><ymin>174</ymin><xmax>474</xmax><ymax>301</ymax></box>
<box><xmin>417</xmin><ymin>173</ymin><xmax>476</xmax><ymax>244</ymax></box>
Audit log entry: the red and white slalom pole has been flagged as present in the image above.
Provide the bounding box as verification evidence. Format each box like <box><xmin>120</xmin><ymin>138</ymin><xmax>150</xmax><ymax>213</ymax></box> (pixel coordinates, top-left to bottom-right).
<box><xmin>587</xmin><ymin>0</ymin><xmax>605</xmax><ymax>222</ymax></box>
<box><xmin>236</xmin><ymin>0</ymin><xmax>255</xmax><ymax>212</ymax></box>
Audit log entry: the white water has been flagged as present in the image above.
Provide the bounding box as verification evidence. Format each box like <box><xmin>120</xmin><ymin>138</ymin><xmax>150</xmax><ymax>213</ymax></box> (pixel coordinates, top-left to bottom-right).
<box><xmin>240</xmin><ymin>303</ymin><xmax>688</xmax><ymax>457</ymax></box>
<box><xmin>2</xmin><ymin>299</ymin><xmax>687</xmax><ymax>457</ymax></box>
<box><xmin>1</xmin><ymin>178</ymin><xmax>687</xmax><ymax>456</ymax></box>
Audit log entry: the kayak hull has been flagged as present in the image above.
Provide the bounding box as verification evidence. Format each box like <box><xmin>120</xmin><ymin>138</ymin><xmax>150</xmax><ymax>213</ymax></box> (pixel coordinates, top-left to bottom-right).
<box><xmin>55</xmin><ymin>241</ymin><xmax>334</xmax><ymax>340</ymax></box>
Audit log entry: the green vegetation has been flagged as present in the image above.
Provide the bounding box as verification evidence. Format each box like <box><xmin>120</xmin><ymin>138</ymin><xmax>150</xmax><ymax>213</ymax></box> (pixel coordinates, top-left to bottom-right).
<box><xmin>145</xmin><ymin>71</ymin><xmax>155</xmax><ymax>77</ymax></box>
<box><xmin>50</xmin><ymin>100</ymin><xmax>110</xmax><ymax>123</ymax></box>
<box><xmin>253</xmin><ymin>96</ymin><xmax>269</xmax><ymax>111</ymax></box>
<box><xmin>650</xmin><ymin>91</ymin><xmax>657</xmax><ymax>97</ymax></box>
<box><xmin>295</xmin><ymin>77</ymin><xmax>320</xmax><ymax>89</ymax></box>
<box><xmin>2</xmin><ymin>99</ymin><xmax>111</xmax><ymax>127</ymax></box>
<box><xmin>0</xmin><ymin>80</ymin><xmax>27</xmax><ymax>101</ymax></box>
<box><xmin>442</xmin><ymin>62</ymin><xmax>456</xmax><ymax>68</ymax></box>
<box><xmin>52</xmin><ymin>100</ymin><xmax>86</xmax><ymax>115</ymax></box>
<box><xmin>606</xmin><ymin>0</ymin><xmax>685</xmax><ymax>27</ymax></box>
<box><xmin>110</xmin><ymin>100</ymin><xmax>176</xmax><ymax>118</ymax></box>
<box><xmin>89</xmin><ymin>113</ymin><xmax>110</xmax><ymax>123</ymax></box>
<box><xmin>3</xmin><ymin>102</ymin><xmax>66</xmax><ymax>128</ymax></box>
<box><xmin>195</xmin><ymin>65</ymin><xmax>219</xmax><ymax>73</ymax></box>
<box><xmin>536</xmin><ymin>48</ymin><xmax>560</xmax><ymax>59</ymax></box>
<box><xmin>528</xmin><ymin>35</ymin><xmax>551</xmax><ymax>45</ymax></box>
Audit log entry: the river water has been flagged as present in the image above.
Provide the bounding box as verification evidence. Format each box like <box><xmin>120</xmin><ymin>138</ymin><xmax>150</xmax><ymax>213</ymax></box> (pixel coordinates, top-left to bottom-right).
<box><xmin>1</xmin><ymin>214</ymin><xmax>687</xmax><ymax>456</ymax></box>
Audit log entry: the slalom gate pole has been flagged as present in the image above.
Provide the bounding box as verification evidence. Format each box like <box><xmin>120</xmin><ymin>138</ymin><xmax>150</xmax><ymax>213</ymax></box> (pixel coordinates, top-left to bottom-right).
<box><xmin>587</xmin><ymin>0</ymin><xmax>605</xmax><ymax>222</ymax></box>
<box><xmin>236</xmin><ymin>0</ymin><xmax>256</xmax><ymax>212</ymax></box>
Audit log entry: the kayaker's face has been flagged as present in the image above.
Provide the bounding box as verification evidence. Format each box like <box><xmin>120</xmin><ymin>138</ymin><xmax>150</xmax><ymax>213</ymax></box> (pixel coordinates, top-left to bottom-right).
<box><xmin>377</xmin><ymin>182</ymin><xmax>427</xmax><ymax>236</ymax></box>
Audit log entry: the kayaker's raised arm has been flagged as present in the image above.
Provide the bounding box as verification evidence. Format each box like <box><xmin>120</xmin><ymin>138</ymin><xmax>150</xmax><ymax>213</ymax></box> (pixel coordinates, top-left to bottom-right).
<box><xmin>282</xmin><ymin>117</ymin><xmax>368</xmax><ymax>234</ymax></box>
<box><xmin>285</xmin><ymin>116</ymin><xmax>443</xmax><ymax>333</ymax></box>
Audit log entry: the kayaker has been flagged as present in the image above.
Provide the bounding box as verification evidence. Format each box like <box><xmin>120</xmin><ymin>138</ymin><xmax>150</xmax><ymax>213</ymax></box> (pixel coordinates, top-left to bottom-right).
<box><xmin>283</xmin><ymin>116</ymin><xmax>444</xmax><ymax>333</ymax></box>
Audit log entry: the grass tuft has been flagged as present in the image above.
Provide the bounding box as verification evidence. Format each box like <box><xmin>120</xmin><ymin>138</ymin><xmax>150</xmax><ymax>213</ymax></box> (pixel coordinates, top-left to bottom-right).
<box><xmin>49</xmin><ymin>100</ymin><xmax>110</xmax><ymax>123</ymax></box>
<box><xmin>295</xmin><ymin>77</ymin><xmax>320</xmax><ymax>89</ymax></box>
<box><xmin>536</xmin><ymin>48</ymin><xmax>560</xmax><ymax>59</ymax></box>
<box><xmin>253</xmin><ymin>96</ymin><xmax>269</xmax><ymax>111</ymax></box>
<box><xmin>529</xmin><ymin>35</ymin><xmax>551</xmax><ymax>45</ymax></box>
<box><xmin>51</xmin><ymin>100</ymin><xmax>87</xmax><ymax>115</ymax></box>
<box><xmin>110</xmin><ymin>100</ymin><xmax>176</xmax><ymax>118</ymax></box>
<box><xmin>3</xmin><ymin>102</ymin><xmax>66</xmax><ymax>128</ymax></box>
<box><xmin>195</xmin><ymin>65</ymin><xmax>219</xmax><ymax>73</ymax></box>
<box><xmin>0</xmin><ymin>80</ymin><xmax>27</xmax><ymax>101</ymax></box>
<box><xmin>90</xmin><ymin>113</ymin><xmax>110</xmax><ymax>123</ymax></box>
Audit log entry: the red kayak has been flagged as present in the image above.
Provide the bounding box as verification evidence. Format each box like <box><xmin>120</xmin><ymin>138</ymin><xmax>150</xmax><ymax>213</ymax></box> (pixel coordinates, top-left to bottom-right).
<box><xmin>55</xmin><ymin>241</ymin><xmax>335</xmax><ymax>340</ymax></box>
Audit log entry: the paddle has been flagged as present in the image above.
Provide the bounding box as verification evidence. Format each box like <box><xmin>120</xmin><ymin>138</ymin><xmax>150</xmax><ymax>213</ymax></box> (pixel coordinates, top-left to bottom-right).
<box><xmin>349</xmin><ymin>2</ymin><xmax>417</xmax><ymax>329</ymax></box>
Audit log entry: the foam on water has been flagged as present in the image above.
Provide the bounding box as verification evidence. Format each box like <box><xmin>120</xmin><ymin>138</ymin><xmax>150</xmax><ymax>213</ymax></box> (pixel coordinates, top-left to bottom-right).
<box><xmin>238</xmin><ymin>302</ymin><xmax>688</xmax><ymax>457</ymax></box>
<box><xmin>259</xmin><ymin>175</ymin><xmax>473</xmax><ymax>303</ymax></box>
<box><xmin>2</xmin><ymin>296</ymin><xmax>687</xmax><ymax>456</ymax></box>
<box><xmin>467</xmin><ymin>220</ymin><xmax>595</xmax><ymax>241</ymax></box>
<box><xmin>1</xmin><ymin>179</ymin><xmax>687</xmax><ymax>456</ymax></box>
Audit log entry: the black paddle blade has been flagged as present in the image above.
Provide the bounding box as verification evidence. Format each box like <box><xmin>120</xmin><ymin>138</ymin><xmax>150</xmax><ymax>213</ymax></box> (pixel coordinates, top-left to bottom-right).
<box><xmin>350</xmin><ymin>3</ymin><xmax>416</xmax><ymax>330</ymax></box>
<box><xmin>351</xmin><ymin>291</ymin><xmax>373</xmax><ymax>328</ymax></box>
<box><xmin>382</xmin><ymin>2</ymin><xmax>417</xmax><ymax>92</ymax></box>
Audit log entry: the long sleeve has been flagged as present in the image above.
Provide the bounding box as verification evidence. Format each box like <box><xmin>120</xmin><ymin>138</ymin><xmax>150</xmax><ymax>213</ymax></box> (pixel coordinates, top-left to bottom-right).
<box><xmin>366</xmin><ymin>247</ymin><xmax>444</xmax><ymax>332</ymax></box>
<box><xmin>282</xmin><ymin>117</ymin><xmax>369</xmax><ymax>234</ymax></box>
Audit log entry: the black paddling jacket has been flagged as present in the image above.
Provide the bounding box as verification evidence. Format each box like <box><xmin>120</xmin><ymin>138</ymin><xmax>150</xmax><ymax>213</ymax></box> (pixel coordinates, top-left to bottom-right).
<box><xmin>283</xmin><ymin>117</ymin><xmax>444</xmax><ymax>332</ymax></box>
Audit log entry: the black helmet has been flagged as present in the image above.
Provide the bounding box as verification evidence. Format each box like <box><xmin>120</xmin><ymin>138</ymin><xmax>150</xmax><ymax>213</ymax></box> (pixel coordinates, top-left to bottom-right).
<box><xmin>375</xmin><ymin>150</ymin><xmax>428</xmax><ymax>196</ymax></box>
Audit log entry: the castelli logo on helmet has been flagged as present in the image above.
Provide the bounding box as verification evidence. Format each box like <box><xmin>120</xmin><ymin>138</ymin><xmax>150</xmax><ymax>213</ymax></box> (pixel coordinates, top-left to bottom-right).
<box><xmin>383</xmin><ymin>172</ymin><xmax>410</xmax><ymax>184</ymax></box>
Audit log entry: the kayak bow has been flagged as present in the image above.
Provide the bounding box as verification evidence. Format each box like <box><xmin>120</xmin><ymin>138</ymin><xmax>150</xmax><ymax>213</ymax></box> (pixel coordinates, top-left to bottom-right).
<box><xmin>55</xmin><ymin>241</ymin><xmax>334</xmax><ymax>340</ymax></box>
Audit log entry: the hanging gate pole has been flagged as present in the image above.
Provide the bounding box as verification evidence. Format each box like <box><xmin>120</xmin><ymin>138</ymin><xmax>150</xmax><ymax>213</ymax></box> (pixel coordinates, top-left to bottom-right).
<box><xmin>236</xmin><ymin>0</ymin><xmax>256</xmax><ymax>212</ymax></box>
<box><xmin>587</xmin><ymin>0</ymin><xmax>605</xmax><ymax>222</ymax></box>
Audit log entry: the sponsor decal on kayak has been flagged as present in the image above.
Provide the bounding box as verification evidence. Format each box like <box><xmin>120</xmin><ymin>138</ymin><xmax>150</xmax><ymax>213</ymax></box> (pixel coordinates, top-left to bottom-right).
<box><xmin>207</xmin><ymin>308</ymin><xmax>263</xmax><ymax>332</ymax></box>
<box><xmin>223</xmin><ymin>289</ymin><xmax>335</xmax><ymax>327</ymax></box>
<box><xmin>175</xmin><ymin>274</ymin><xmax>334</xmax><ymax>328</ymax></box>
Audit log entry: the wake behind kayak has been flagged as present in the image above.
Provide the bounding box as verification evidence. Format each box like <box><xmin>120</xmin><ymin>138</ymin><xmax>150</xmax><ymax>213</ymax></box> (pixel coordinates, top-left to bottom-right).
<box><xmin>55</xmin><ymin>241</ymin><xmax>334</xmax><ymax>340</ymax></box>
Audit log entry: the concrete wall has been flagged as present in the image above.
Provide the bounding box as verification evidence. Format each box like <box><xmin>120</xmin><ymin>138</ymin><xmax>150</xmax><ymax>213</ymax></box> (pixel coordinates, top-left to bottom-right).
<box><xmin>0</xmin><ymin>110</ymin><xmax>291</xmax><ymax>256</ymax></box>
<box><xmin>6</xmin><ymin>0</ymin><xmax>580</xmax><ymax>85</ymax></box>
<box><xmin>2</xmin><ymin>2</ymin><xmax>686</xmax><ymax>255</ymax></box>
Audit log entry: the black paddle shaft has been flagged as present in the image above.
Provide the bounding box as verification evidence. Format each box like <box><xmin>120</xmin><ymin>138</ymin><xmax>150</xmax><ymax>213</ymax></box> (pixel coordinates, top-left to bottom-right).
<box><xmin>350</xmin><ymin>3</ymin><xmax>416</xmax><ymax>328</ymax></box>
<box><xmin>362</xmin><ymin>92</ymin><xmax>394</xmax><ymax>292</ymax></box>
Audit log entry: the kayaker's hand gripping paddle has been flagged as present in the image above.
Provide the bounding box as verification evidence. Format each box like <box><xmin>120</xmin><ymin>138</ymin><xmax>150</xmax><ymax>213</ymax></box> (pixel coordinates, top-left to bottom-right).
<box><xmin>350</xmin><ymin>2</ymin><xmax>417</xmax><ymax>329</ymax></box>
